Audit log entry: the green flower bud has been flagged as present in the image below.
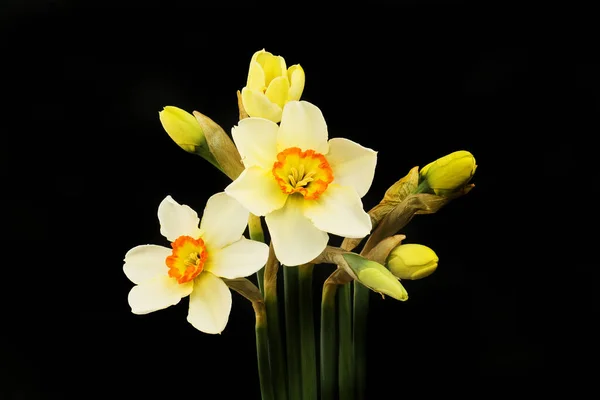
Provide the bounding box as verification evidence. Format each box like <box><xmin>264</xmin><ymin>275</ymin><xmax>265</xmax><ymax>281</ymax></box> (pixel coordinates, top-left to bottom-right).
<box><xmin>386</xmin><ymin>244</ymin><xmax>438</xmax><ymax>280</ymax></box>
<box><xmin>159</xmin><ymin>106</ymin><xmax>208</xmax><ymax>154</ymax></box>
<box><xmin>342</xmin><ymin>253</ymin><xmax>408</xmax><ymax>301</ymax></box>
<box><xmin>419</xmin><ymin>150</ymin><xmax>477</xmax><ymax>195</ymax></box>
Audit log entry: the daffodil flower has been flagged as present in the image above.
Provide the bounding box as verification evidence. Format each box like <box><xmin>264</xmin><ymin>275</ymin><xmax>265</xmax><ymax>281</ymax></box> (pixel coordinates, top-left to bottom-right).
<box><xmin>225</xmin><ymin>101</ymin><xmax>376</xmax><ymax>266</ymax></box>
<box><xmin>123</xmin><ymin>193</ymin><xmax>269</xmax><ymax>334</ymax></box>
<box><xmin>241</xmin><ymin>49</ymin><xmax>305</xmax><ymax>123</ymax></box>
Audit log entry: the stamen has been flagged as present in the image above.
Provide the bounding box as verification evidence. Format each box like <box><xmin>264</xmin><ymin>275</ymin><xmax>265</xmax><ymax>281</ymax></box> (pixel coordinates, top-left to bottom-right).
<box><xmin>296</xmin><ymin>171</ymin><xmax>316</xmax><ymax>187</ymax></box>
<box><xmin>289</xmin><ymin>167</ymin><xmax>298</xmax><ymax>187</ymax></box>
<box><xmin>272</xmin><ymin>147</ymin><xmax>334</xmax><ymax>200</ymax></box>
<box><xmin>166</xmin><ymin>236</ymin><xmax>208</xmax><ymax>284</ymax></box>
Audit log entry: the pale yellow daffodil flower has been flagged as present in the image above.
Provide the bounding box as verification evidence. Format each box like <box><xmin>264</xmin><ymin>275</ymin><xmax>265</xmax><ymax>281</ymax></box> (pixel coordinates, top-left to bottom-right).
<box><xmin>123</xmin><ymin>193</ymin><xmax>269</xmax><ymax>334</ymax></box>
<box><xmin>225</xmin><ymin>101</ymin><xmax>377</xmax><ymax>266</ymax></box>
<box><xmin>241</xmin><ymin>49</ymin><xmax>305</xmax><ymax>123</ymax></box>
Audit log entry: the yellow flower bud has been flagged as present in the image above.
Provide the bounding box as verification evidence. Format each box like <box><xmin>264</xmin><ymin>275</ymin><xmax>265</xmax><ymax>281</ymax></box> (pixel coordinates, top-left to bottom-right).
<box><xmin>386</xmin><ymin>244</ymin><xmax>439</xmax><ymax>280</ymax></box>
<box><xmin>241</xmin><ymin>49</ymin><xmax>305</xmax><ymax>123</ymax></box>
<box><xmin>159</xmin><ymin>106</ymin><xmax>207</xmax><ymax>154</ymax></box>
<box><xmin>419</xmin><ymin>150</ymin><xmax>477</xmax><ymax>195</ymax></box>
<box><xmin>342</xmin><ymin>253</ymin><xmax>408</xmax><ymax>301</ymax></box>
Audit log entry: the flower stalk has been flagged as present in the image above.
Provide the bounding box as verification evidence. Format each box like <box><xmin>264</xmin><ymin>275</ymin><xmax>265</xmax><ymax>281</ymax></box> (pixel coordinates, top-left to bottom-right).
<box><xmin>223</xmin><ymin>278</ymin><xmax>275</xmax><ymax>400</ymax></box>
<box><xmin>248</xmin><ymin>214</ymin><xmax>266</xmax><ymax>295</ymax></box>
<box><xmin>254</xmin><ymin>302</ymin><xmax>275</xmax><ymax>400</ymax></box>
<box><xmin>320</xmin><ymin>281</ymin><xmax>337</xmax><ymax>400</ymax></box>
<box><xmin>284</xmin><ymin>265</ymin><xmax>303</xmax><ymax>400</ymax></box>
<box><xmin>353</xmin><ymin>281</ymin><xmax>369</xmax><ymax>400</ymax></box>
<box><xmin>264</xmin><ymin>243</ymin><xmax>288</xmax><ymax>400</ymax></box>
<box><xmin>299</xmin><ymin>263</ymin><xmax>318</xmax><ymax>400</ymax></box>
<box><xmin>338</xmin><ymin>282</ymin><xmax>354</xmax><ymax>400</ymax></box>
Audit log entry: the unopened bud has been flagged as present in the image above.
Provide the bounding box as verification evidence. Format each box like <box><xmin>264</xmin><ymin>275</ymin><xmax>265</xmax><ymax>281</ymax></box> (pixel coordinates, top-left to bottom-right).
<box><xmin>159</xmin><ymin>106</ymin><xmax>207</xmax><ymax>154</ymax></box>
<box><xmin>419</xmin><ymin>150</ymin><xmax>476</xmax><ymax>196</ymax></box>
<box><xmin>342</xmin><ymin>253</ymin><xmax>408</xmax><ymax>301</ymax></box>
<box><xmin>386</xmin><ymin>244</ymin><xmax>438</xmax><ymax>280</ymax></box>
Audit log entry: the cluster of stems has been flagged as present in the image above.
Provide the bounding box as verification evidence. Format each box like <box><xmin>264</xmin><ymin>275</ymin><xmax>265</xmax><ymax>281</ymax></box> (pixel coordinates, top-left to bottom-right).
<box><xmin>248</xmin><ymin>215</ymin><xmax>372</xmax><ymax>400</ymax></box>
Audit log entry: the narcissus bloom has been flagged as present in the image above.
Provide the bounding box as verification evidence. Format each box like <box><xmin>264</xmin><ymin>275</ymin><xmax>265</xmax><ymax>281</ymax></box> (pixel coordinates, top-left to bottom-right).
<box><xmin>241</xmin><ymin>49</ymin><xmax>305</xmax><ymax>123</ymax></box>
<box><xmin>123</xmin><ymin>193</ymin><xmax>269</xmax><ymax>334</ymax></box>
<box><xmin>225</xmin><ymin>101</ymin><xmax>376</xmax><ymax>266</ymax></box>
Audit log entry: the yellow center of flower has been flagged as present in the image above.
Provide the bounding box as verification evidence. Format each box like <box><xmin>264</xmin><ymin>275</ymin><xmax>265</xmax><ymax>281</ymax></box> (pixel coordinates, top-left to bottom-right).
<box><xmin>166</xmin><ymin>236</ymin><xmax>208</xmax><ymax>284</ymax></box>
<box><xmin>272</xmin><ymin>147</ymin><xmax>334</xmax><ymax>200</ymax></box>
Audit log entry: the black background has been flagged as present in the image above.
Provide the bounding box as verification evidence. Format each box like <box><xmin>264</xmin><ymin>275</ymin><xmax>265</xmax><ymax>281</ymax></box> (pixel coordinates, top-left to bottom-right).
<box><xmin>1</xmin><ymin>3</ymin><xmax>596</xmax><ymax>399</ymax></box>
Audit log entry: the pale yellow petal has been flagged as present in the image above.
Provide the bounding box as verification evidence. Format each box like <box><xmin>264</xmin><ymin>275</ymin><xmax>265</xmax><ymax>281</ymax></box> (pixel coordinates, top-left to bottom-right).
<box><xmin>206</xmin><ymin>238</ymin><xmax>269</xmax><ymax>279</ymax></box>
<box><xmin>246</xmin><ymin>61</ymin><xmax>266</xmax><ymax>91</ymax></box>
<box><xmin>157</xmin><ymin>195</ymin><xmax>201</xmax><ymax>242</ymax></box>
<box><xmin>187</xmin><ymin>272</ymin><xmax>232</xmax><ymax>334</ymax></box>
<box><xmin>277</xmin><ymin>101</ymin><xmax>329</xmax><ymax>154</ymax></box>
<box><xmin>232</xmin><ymin>117</ymin><xmax>279</xmax><ymax>169</ymax></box>
<box><xmin>252</xmin><ymin>49</ymin><xmax>271</xmax><ymax>66</ymax></box>
<box><xmin>287</xmin><ymin>65</ymin><xmax>305</xmax><ymax>101</ymax></box>
<box><xmin>123</xmin><ymin>245</ymin><xmax>171</xmax><ymax>284</ymax></box>
<box><xmin>241</xmin><ymin>87</ymin><xmax>283</xmax><ymax>123</ymax></box>
<box><xmin>265</xmin><ymin>195</ymin><xmax>328</xmax><ymax>266</ymax></box>
<box><xmin>128</xmin><ymin>275</ymin><xmax>193</xmax><ymax>315</ymax></box>
<box><xmin>326</xmin><ymin>138</ymin><xmax>377</xmax><ymax>197</ymax></box>
<box><xmin>303</xmin><ymin>184</ymin><xmax>371</xmax><ymax>238</ymax></box>
<box><xmin>265</xmin><ymin>76</ymin><xmax>290</xmax><ymax>109</ymax></box>
<box><xmin>263</xmin><ymin>54</ymin><xmax>286</xmax><ymax>86</ymax></box>
<box><xmin>225</xmin><ymin>166</ymin><xmax>288</xmax><ymax>216</ymax></box>
<box><xmin>200</xmin><ymin>192</ymin><xmax>249</xmax><ymax>249</ymax></box>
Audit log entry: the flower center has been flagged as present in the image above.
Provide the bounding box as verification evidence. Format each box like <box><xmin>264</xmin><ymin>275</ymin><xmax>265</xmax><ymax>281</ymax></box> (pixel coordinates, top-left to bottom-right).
<box><xmin>272</xmin><ymin>147</ymin><xmax>334</xmax><ymax>200</ymax></box>
<box><xmin>166</xmin><ymin>236</ymin><xmax>208</xmax><ymax>284</ymax></box>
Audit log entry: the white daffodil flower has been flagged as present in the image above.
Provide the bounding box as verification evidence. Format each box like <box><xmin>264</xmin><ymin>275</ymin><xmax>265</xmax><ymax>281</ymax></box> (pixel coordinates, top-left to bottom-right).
<box><xmin>123</xmin><ymin>193</ymin><xmax>269</xmax><ymax>334</ymax></box>
<box><xmin>225</xmin><ymin>100</ymin><xmax>377</xmax><ymax>266</ymax></box>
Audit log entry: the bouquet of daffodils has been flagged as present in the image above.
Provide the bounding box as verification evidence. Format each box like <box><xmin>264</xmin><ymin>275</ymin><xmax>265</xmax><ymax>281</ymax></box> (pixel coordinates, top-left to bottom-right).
<box><xmin>123</xmin><ymin>49</ymin><xmax>476</xmax><ymax>400</ymax></box>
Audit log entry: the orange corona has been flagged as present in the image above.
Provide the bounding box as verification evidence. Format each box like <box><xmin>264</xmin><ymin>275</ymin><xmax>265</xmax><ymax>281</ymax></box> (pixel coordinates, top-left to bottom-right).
<box><xmin>272</xmin><ymin>147</ymin><xmax>334</xmax><ymax>200</ymax></box>
<box><xmin>166</xmin><ymin>236</ymin><xmax>208</xmax><ymax>284</ymax></box>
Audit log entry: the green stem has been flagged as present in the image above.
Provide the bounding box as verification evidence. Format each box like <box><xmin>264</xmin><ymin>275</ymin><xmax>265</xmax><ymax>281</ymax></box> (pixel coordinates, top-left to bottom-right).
<box><xmin>264</xmin><ymin>244</ymin><xmax>288</xmax><ymax>400</ymax></box>
<box><xmin>254</xmin><ymin>302</ymin><xmax>275</xmax><ymax>400</ymax></box>
<box><xmin>353</xmin><ymin>281</ymin><xmax>369</xmax><ymax>400</ymax></box>
<box><xmin>284</xmin><ymin>266</ymin><xmax>302</xmax><ymax>400</ymax></box>
<box><xmin>299</xmin><ymin>263</ymin><xmax>318</xmax><ymax>400</ymax></box>
<box><xmin>320</xmin><ymin>282</ymin><xmax>338</xmax><ymax>400</ymax></box>
<box><xmin>338</xmin><ymin>283</ymin><xmax>355</xmax><ymax>400</ymax></box>
<box><xmin>414</xmin><ymin>179</ymin><xmax>430</xmax><ymax>194</ymax></box>
<box><xmin>248</xmin><ymin>214</ymin><xmax>265</xmax><ymax>296</ymax></box>
<box><xmin>200</xmin><ymin>150</ymin><xmax>224</xmax><ymax>174</ymax></box>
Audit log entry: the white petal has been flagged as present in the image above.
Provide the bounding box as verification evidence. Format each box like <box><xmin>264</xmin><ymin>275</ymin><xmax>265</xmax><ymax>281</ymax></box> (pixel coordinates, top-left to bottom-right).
<box><xmin>225</xmin><ymin>166</ymin><xmax>288</xmax><ymax>216</ymax></box>
<box><xmin>265</xmin><ymin>195</ymin><xmax>328</xmax><ymax>266</ymax></box>
<box><xmin>206</xmin><ymin>238</ymin><xmax>269</xmax><ymax>279</ymax></box>
<box><xmin>232</xmin><ymin>117</ymin><xmax>279</xmax><ymax>169</ymax></box>
<box><xmin>123</xmin><ymin>245</ymin><xmax>171</xmax><ymax>284</ymax></box>
<box><xmin>277</xmin><ymin>101</ymin><xmax>329</xmax><ymax>154</ymax></box>
<box><xmin>187</xmin><ymin>272</ymin><xmax>232</xmax><ymax>334</ymax></box>
<box><xmin>327</xmin><ymin>138</ymin><xmax>377</xmax><ymax>198</ymax></box>
<box><xmin>303</xmin><ymin>184</ymin><xmax>372</xmax><ymax>238</ymax></box>
<box><xmin>158</xmin><ymin>195</ymin><xmax>200</xmax><ymax>242</ymax></box>
<box><xmin>128</xmin><ymin>275</ymin><xmax>193</xmax><ymax>315</ymax></box>
<box><xmin>200</xmin><ymin>192</ymin><xmax>249</xmax><ymax>249</ymax></box>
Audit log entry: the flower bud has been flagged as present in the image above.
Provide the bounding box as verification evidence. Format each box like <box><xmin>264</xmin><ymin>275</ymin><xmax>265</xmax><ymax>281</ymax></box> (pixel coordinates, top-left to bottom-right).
<box><xmin>159</xmin><ymin>106</ymin><xmax>208</xmax><ymax>154</ymax></box>
<box><xmin>386</xmin><ymin>244</ymin><xmax>438</xmax><ymax>280</ymax></box>
<box><xmin>241</xmin><ymin>49</ymin><xmax>305</xmax><ymax>123</ymax></box>
<box><xmin>342</xmin><ymin>253</ymin><xmax>408</xmax><ymax>301</ymax></box>
<box><xmin>419</xmin><ymin>150</ymin><xmax>477</xmax><ymax>195</ymax></box>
